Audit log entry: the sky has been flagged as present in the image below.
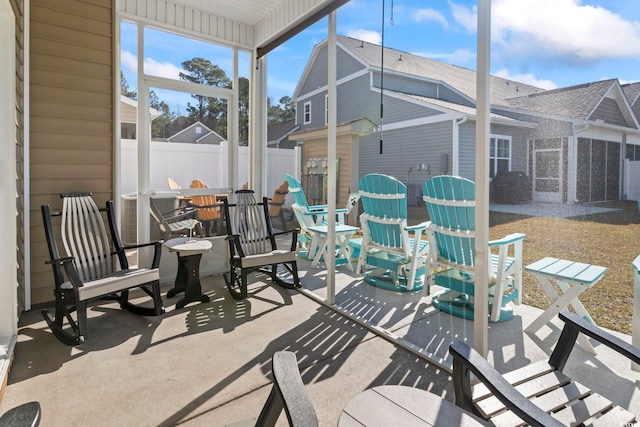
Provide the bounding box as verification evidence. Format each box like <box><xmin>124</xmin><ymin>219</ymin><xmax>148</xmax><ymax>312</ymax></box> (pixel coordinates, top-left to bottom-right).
<box><xmin>120</xmin><ymin>0</ymin><xmax>640</xmax><ymax>110</ymax></box>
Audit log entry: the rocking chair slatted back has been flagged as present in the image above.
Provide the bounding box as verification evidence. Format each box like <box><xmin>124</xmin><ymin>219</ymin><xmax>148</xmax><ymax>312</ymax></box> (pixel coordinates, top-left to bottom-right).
<box><xmin>61</xmin><ymin>194</ymin><xmax>114</xmax><ymax>281</ymax></box>
<box><xmin>222</xmin><ymin>190</ymin><xmax>300</xmax><ymax>300</ymax></box>
<box><xmin>233</xmin><ymin>190</ymin><xmax>271</xmax><ymax>256</ymax></box>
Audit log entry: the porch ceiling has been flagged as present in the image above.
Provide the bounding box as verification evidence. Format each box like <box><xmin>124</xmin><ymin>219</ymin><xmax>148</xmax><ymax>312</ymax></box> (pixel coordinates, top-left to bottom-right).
<box><xmin>166</xmin><ymin>0</ymin><xmax>349</xmax><ymax>54</ymax></box>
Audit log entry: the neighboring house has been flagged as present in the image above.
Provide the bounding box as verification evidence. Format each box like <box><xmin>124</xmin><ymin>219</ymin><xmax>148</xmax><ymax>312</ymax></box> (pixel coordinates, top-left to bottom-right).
<box><xmin>120</xmin><ymin>95</ymin><xmax>160</xmax><ymax>139</ymax></box>
<box><xmin>292</xmin><ymin>35</ymin><xmax>640</xmax><ymax>204</ymax></box>
<box><xmin>267</xmin><ymin>119</ymin><xmax>299</xmax><ymax>148</ymax></box>
<box><xmin>167</xmin><ymin>121</ymin><xmax>226</xmax><ymax>144</ymax></box>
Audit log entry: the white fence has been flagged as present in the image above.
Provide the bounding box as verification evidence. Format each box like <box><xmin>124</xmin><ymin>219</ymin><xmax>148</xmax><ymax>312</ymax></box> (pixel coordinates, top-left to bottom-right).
<box><xmin>120</xmin><ymin>139</ymin><xmax>300</xmax><ymax>204</ymax></box>
<box><xmin>624</xmin><ymin>159</ymin><xmax>640</xmax><ymax>201</ymax></box>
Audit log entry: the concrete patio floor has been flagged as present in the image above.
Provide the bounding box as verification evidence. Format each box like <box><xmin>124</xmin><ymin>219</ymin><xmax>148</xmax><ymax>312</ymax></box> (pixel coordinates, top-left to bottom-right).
<box><xmin>1</xmin><ymin>256</ymin><xmax>639</xmax><ymax>426</ymax></box>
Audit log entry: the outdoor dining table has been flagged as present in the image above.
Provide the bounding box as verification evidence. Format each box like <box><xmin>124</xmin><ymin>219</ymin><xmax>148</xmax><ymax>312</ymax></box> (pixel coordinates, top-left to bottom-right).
<box><xmin>338</xmin><ymin>385</ymin><xmax>488</xmax><ymax>427</ymax></box>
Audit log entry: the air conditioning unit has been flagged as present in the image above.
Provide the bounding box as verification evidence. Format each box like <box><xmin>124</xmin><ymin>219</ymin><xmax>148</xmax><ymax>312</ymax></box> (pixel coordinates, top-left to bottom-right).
<box><xmin>121</xmin><ymin>194</ymin><xmax>138</xmax><ymax>245</ymax></box>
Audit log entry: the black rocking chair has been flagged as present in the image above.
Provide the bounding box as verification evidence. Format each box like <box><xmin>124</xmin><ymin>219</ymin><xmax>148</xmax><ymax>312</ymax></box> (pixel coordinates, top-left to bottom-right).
<box><xmin>41</xmin><ymin>193</ymin><xmax>165</xmax><ymax>345</ymax></box>
<box><xmin>222</xmin><ymin>190</ymin><xmax>301</xmax><ymax>300</ymax></box>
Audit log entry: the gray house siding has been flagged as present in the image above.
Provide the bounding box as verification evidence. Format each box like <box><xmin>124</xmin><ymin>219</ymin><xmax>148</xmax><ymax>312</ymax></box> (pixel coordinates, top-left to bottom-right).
<box><xmin>297</xmin><ymin>74</ymin><xmax>444</xmax><ymax>130</ymax></box>
<box><xmin>372</xmin><ymin>72</ymin><xmax>473</xmax><ymax>107</ymax></box>
<box><xmin>298</xmin><ymin>44</ymin><xmax>365</xmax><ymax>96</ymax></box>
<box><xmin>590</xmin><ymin>98</ymin><xmax>627</xmax><ymax>127</ymax></box>
<box><xmin>458</xmin><ymin>121</ymin><xmax>476</xmax><ymax>181</ymax></box>
<box><xmin>359</xmin><ymin>120</ymin><xmax>454</xmax><ymax>189</ymax></box>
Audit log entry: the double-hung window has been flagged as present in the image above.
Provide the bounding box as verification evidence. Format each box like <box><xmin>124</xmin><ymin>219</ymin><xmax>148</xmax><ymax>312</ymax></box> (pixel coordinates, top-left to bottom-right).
<box><xmin>303</xmin><ymin>101</ymin><xmax>311</xmax><ymax>124</ymax></box>
<box><xmin>489</xmin><ymin>135</ymin><xmax>511</xmax><ymax>178</ymax></box>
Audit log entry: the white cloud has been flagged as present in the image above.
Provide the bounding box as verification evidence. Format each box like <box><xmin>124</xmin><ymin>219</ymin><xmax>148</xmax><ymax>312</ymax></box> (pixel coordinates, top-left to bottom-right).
<box><xmin>120</xmin><ymin>50</ymin><xmax>184</xmax><ymax>80</ymax></box>
<box><xmin>144</xmin><ymin>58</ymin><xmax>183</xmax><ymax>79</ymax></box>
<box><xmin>492</xmin><ymin>0</ymin><xmax>640</xmax><ymax>63</ymax></box>
<box><xmin>494</xmin><ymin>69</ymin><xmax>557</xmax><ymax>90</ymax></box>
<box><xmin>413</xmin><ymin>9</ymin><xmax>449</xmax><ymax>28</ymax></box>
<box><xmin>450</xmin><ymin>1</ymin><xmax>477</xmax><ymax>33</ymax></box>
<box><xmin>346</xmin><ymin>29</ymin><xmax>382</xmax><ymax>45</ymax></box>
<box><xmin>121</xmin><ymin>50</ymin><xmax>137</xmax><ymax>73</ymax></box>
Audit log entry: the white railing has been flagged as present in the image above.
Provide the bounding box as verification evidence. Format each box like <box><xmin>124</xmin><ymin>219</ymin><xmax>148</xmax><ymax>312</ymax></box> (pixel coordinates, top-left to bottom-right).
<box><xmin>120</xmin><ymin>139</ymin><xmax>300</xmax><ymax>204</ymax></box>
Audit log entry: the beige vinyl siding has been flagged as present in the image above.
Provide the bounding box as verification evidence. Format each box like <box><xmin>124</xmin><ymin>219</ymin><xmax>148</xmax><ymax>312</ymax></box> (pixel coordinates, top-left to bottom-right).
<box><xmin>11</xmin><ymin>0</ymin><xmax>25</xmax><ymax>313</ymax></box>
<box><xmin>30</xmin><ymin>0</ymin><xmax>114</xmax><ymax>305</ymax></box>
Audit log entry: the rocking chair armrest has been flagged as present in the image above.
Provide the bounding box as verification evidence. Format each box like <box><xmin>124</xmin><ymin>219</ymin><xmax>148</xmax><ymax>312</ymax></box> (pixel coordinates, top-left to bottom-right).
<box><xmin>552</xmin><ymin>311</ymin><xmax>640</xmax><ymax>368</ymax></box>
<box><xmin>226</xmin><ymin>234</ymin><xmax>247</xmax><ymax>258</ymax></box>
<box><xmin>45</xmin><ymin>256</ymin><xmax>75</xmax><ymax>266</ymax></box>
<box><xmin>121</xmin><ymin>241</ymin><xmax>163</xmax><ymax>269</ymax></box>
<box><xmin>488</xmin><ymin>232</ymin><xmax>526</xmax><ymax>247</ymax></box>
<box><xmin>272</xmin><ymin>228</ymin><xmax>300</xmax><ymax>252</ymax></box>
<box><xmin>450</xmin><ymin>341</ymin><xmax>563</xmax><ymax>427</ymax></box>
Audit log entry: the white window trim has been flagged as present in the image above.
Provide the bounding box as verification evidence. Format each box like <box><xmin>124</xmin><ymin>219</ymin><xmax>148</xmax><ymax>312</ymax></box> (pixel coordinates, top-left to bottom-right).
<box><xmin>324</xmin><ymin>94</ymin><xmax>328</xmax><ymax>125</ymax></box>
<box><xmin>303</xmin><ymin>101</ymin><xmax>311</xmax><ymax>124</ymax></box>
<box><xmin>489</xmin><ymin>134</ymin><xmax>512</xmax><ymax>178</ymax></box>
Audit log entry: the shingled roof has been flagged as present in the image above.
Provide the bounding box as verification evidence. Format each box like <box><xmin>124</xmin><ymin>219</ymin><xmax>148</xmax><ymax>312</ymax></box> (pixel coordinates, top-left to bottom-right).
<box><xmin>337</xmin><ymin>35</ymin><xmax>545</xmax><ymax>105</ymax></box>
<box><xmin>623</xmin><ymin>82</ymin><xmax>640</xmax><ymax>106</ymax></box>
<box><xmin>504</xmin><ymin>79</ymin><xmax>618</xmax><ymax>120</ymax></box>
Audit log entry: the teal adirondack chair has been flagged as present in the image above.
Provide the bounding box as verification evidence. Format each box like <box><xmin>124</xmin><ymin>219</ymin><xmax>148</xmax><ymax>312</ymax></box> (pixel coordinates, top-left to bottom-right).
<box><xmin>285</xmin><ymin>174</ymin><xmax>347</xmax><ymax>260</ymax></box>
<box><xmin>357</xmin><ymin>174</ymin><xmax>429</xmax><ymax>291</ymax></box>
<box><xmin>422</xmin><ymin>175</ymin><xmax>526</xmax><ymax>322</ymax></box>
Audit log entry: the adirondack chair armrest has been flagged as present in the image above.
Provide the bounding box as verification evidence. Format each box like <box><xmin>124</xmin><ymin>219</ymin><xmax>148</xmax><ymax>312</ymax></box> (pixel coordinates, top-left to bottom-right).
<box><xmin>272</xmin><ymin>228</ymin><xmax>300</xmax><ymax>252</ymax></box>
<box><xmin>550</xmin><ymin>311</ymin><xmax>640</xmax><ymax>370</ymax></box>
<box><xmin>450</xmin><ymin>341</ymin><xmax>563</xmax><ymax>427</ymax></box>
<box><xmin>267</xmin><ymin>199</ymin><xmax>285</xmax><ymax>207</ymax></box>
<box><xmin>405</xmin><ymin>221</ymin><xmax>430</xmax><ymax>232</ymax></box>
<box><xmin>308</xmin><ymin>204</ymin><xmax>328</xmax><ymax>211</ymax></box>
<box><xmin>303</xmin><ymin>207</ymin><xmax>348</xmax><ymax>216</ymax></box>
<box><xmin>162</xmin><ymin>205</ymin><xmax>195</xmax><ymax>216</ymax></box>
<box><xmin>488</xmin><ymin>232</ymin><xmax>526</xmax><ymax>247</ymax></box>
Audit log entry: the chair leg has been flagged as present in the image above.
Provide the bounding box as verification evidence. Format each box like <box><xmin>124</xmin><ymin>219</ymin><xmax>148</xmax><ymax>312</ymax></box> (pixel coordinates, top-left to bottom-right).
<box><xmin>42</xmin><ymin>290</ymin><xmax>84</xmax><ymax>345</ymax></box>
<box><xmin>271</xmin><ymin>262</ymin><xmax>300</xmax><ymax>290</ymax></box>
<box><xmin>224</xmin><ymin>264</ymin><xmax>247</xmax><ymax>300</ymax></box>
<box><xmin>76</xmin><ymin>300</ymin><xmax>88</xmax><ymax>343</ymax></box>
<box><xmin>120</xmin><ymin>284</ymin><xmax>166</xmax><ymax>316</ymax></box>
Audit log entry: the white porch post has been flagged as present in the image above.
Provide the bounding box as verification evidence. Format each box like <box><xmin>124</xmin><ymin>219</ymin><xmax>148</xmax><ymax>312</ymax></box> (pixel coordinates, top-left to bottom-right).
<box><xmin>0</xmin><ymin>0</ymin><xmax>17</xmax><ymax>380</ymax></box>
<box><xmin>326</xmin><ymin>11</ymin><xmax>337</xmax><ymax>305</ymax></box>
<box><xmin>229</xmin><ymin>49</ymin><xmax>238</xmax><ymax>192</ymax></box>
<box><xmin>250</xmin><ymin>54</ymin><xmax>267</xmax><ymax>198</ymax></box>
<box><xmin>474</xmin><ymin>0</ymin><xmax>491</xmax><ymax>357</ymax></box>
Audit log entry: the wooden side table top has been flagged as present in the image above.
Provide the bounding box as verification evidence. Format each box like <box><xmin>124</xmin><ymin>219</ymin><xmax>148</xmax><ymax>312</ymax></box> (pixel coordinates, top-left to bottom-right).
<box><xmin>164</xmin><ymin>237</ymin><xmax>212</xmax><ymax>256</ymax></box>
<box><xmin>338</xmin><ymin>385</ymin><xmax>488</xmax><ymax>427</ymax></box>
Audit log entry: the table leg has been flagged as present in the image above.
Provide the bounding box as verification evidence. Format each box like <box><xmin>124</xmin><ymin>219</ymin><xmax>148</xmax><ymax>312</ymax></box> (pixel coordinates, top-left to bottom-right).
<box><xmin>337</xmin><ymin>233</ymin><xmax>355</xmax><ymax>271</ymax></box>
<box><xmin>311</xmin><ymin>234</ymin><xmax>328</xmax><ymax>268</ymax></box>
<box><xmin>525</xmin><ymin>276</ymin><xmax>596</xmax><ymax>354</ymax></box>
<box><xmin>167</xmin><ymin>253</ymin><xmax>210</xmax><ymax>309</ymax></box>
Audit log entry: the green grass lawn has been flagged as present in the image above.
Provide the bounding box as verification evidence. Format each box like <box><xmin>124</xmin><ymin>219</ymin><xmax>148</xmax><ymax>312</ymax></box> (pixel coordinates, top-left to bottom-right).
<box><xmin>408</xmin><ymin>200</ymin><xmax>639</xmax><ymax>334</ymax></box>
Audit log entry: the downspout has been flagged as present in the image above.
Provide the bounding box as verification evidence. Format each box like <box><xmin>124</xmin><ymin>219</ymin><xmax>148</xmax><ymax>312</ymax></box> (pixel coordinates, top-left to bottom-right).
<box><xmin>452</xmin><ymin>116</ymin><xmax>467</xmax><ymax>176</ymax></box>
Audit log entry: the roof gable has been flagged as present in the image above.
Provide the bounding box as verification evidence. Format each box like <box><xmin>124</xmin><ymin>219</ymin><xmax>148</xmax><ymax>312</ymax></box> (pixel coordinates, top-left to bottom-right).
<box><xmin>336</xmin><ymin>35</ymin><xmax>545</xmax><ymax>105</ymax></box>
<box><xmin>505</xmin><ymin>79</ymin><xmax>639</xmax><ymax>128</ymax></box>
